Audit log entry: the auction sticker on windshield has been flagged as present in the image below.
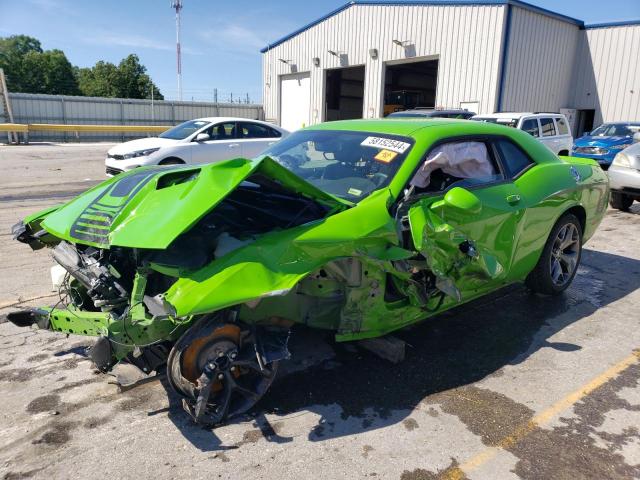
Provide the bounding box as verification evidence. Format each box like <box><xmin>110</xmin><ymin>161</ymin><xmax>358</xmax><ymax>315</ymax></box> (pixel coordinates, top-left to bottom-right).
<box><xmin>361</xmin><ymin>136</ymin><xmax>411</xmax><ymax>153</ymax></box>
<box><xmin>374</xmin><ymin>149</ymin><xmax>398</xmax><ymax>163</ymax></box>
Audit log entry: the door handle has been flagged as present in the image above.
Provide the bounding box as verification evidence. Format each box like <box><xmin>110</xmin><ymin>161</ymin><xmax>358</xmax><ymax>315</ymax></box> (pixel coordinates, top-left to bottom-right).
<box><xmin>229</xmin><ymin>143</ymin><xmax>240</xmax><ymax>148</ymax></box>
<box><xmin>506</xmin><ymin>194</ymin><xmax>521</xmax><ymax>205</ymax></box>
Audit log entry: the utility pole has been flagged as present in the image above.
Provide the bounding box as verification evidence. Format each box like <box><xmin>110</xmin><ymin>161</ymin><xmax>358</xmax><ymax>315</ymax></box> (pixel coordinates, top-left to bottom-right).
<box><xmin>171</xmin><ymin>0</ymin><xmax>183</xmax><ymax>101</ymax></box>
<box><xmin>0</xmin><ymin>68</ymin><xmax>18</xmax><ymax>144</ymax></box>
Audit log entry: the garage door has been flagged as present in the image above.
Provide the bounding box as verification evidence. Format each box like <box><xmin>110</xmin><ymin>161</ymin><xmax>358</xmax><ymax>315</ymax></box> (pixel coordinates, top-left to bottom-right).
<box><xmin>280</xmin><ymin>73</ymin><xmax>310</xmax><ymax>132</ymax></box>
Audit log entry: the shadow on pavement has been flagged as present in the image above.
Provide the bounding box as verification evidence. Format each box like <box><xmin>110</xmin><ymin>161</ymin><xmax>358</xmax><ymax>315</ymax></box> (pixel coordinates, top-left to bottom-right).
<box><xmin>161</xmin><ymin>248</ymin><xmax>640</xmax><ymax>450</ymax></box>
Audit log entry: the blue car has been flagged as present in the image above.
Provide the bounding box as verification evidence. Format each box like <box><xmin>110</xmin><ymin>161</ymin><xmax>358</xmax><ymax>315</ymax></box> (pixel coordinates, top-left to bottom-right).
<box><xmin>572</xmin><ymin>122</ymin><xmax>640</xmax><ymax>169</ymax></box>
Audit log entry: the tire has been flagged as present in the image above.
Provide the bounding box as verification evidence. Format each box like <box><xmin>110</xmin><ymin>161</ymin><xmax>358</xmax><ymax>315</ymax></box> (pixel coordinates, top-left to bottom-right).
<box><xmin>558</xmin><ymin>150</ymin><xmax>569</xmax><ymax>156</ymax></box>
<box><xmin>159</xmin><ymin>157</ymin><xmax>184</xmax><ymax>165</ymax></box>
<box><xmin>526</xmin><ymin>213</ymin><xmax>582</xmax><ymax>295</ymax></box>
<box><xmin>609</xmin><ymin>192</ymin><xmax>634</xmax><ymax>211</ymax></box>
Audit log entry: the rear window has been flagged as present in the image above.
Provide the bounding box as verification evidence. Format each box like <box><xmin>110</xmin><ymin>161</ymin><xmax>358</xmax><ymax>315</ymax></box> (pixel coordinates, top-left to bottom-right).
<box><xmin>239</xmin><ymin>122</ymin><xmax>280</xmax><ymax>139</ymax></box>
<box><xmin>555</xmin><ymin>117</ymin><xmax>570</xmax><ymax>135</ymax></box>
<box><xmin>494</xmin><ymin>139</ymin><xmax>534</xmax><ymax>178</ymax></box>
<box><xmin>540</xmin><ymin>118</ymin><xmax>557</xmax><ymax>137</ymax></box>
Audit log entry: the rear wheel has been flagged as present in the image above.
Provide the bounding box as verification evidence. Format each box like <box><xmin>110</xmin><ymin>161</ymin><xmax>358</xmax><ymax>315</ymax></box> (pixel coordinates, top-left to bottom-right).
<box><xmin>526</xmin><ymin>213</ymin><xmax>582</xmax><ymax>295</ymax></box>
<box><xmin>167</xmin><ymin>314</ymin><xmax>277</xmax><ymax>426</ymax></box>
<box><xmin>610</xmin><ymin>192</ymin><xmax>634</xmax><ymax>211</ymax></box>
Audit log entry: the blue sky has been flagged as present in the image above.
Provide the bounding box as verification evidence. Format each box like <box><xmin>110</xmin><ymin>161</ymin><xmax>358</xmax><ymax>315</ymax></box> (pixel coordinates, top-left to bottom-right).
<box><xmin>1</xmin><ymin>0</ymin><xmax>639</xmax><ymax>102</ymax></box>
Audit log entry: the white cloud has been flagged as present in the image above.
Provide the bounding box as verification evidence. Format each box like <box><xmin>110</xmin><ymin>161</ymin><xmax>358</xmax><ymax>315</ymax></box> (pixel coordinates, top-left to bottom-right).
<box><xmin>87</xmin><ymin>32</ymin><xmax>202</xmax><ymax>55</ymax></box>
<box><xmin>199</xmin><ymin>23</ymin><xmax>268</xmax><ymax>54</ymax></box>
<box><xmin>27</xmin><ymin>0</ymin><xmax>62</xmax><ymax>10</ymax></box>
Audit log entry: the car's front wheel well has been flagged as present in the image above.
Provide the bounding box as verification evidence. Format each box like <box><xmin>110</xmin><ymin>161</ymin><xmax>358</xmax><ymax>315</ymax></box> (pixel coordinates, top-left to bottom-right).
<box><xmin>564</xmin><ymin>205</ymin><xmax>586</xmax><ymax>234</ymax></box>
<box><xmin>159</xmin><ymin>157</ymin><xmax>185</xmax><ymax>165</ymax></box>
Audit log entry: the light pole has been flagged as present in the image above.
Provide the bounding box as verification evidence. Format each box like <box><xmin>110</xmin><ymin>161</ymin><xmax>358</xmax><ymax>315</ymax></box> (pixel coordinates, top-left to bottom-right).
<box><xmin>171</xmin><ymin>0</ymin><xmax>183</xmax><ymax>101</ymax></box>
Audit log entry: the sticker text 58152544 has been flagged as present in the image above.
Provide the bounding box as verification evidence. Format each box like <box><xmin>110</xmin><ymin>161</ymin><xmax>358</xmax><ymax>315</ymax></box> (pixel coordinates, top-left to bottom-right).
<box><xmin>361</xmin><ymin>136</ymin><xmax>411</xmax><ymax>154</ymax></box>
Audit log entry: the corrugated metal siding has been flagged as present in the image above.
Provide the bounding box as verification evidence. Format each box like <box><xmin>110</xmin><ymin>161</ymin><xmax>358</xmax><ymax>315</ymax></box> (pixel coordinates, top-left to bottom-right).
<box><xmin>573</xmin><ymin>25</ymin><xmax>640</xmax><ymax>124</ymax></box>
<box><xmin>500</xmin><ymin>6</ymin><xmax>580</xmax><ymax>112</ymax></box>
<box><xmin>0</xmin><ymin>93</ymin><xmax>264</xmax><ymax>142</ymax></box>
<box><xmin>262</xmin><ymin>4</ymin><xmax>507</xmax><ymax>123</ymax></box>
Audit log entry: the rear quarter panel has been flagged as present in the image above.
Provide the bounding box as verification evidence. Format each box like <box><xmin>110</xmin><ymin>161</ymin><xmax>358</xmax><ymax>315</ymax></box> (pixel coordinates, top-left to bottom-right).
<box><xmin>511</xmin><ymin>157</ymin><xmax>608</xmax><ymax>280</ymax></box>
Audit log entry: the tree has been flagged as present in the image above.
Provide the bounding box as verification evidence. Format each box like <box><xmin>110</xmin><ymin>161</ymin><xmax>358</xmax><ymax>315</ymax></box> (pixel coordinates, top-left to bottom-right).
<box><xmin>0</xmin><ymin>35</ymin><xmax>79</xmax><ymax>95</ymax></box>
<box><xmin>0</xmin><ymin>35</ymin><xmax>43</xmax><ymax>91</ymax></box>
<box><xmin>76</xmin><ymin>61</ymin><xmax>120</xmax><ymax>97</ymax></box>
<box><xmin>115</xmin><ymin>54</ymin><xmax>163</xmax><ymax>100</ymax></box>
<box><xmin>0</xmin><ymin>35</ymin><xmax>162</xmax><ymax>99</ymax></box>
<box><xmin>75</xmin><ymin>54</ymin><xmax>163</xmax><ymax>99</ymax></box>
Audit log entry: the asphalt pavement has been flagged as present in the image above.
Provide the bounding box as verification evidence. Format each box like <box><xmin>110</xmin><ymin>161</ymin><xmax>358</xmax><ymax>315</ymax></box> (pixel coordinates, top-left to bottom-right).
<box><xmin>0</xmin><ymin>143</ymin><xmax>639</xmax><ymax>480</ymax></box>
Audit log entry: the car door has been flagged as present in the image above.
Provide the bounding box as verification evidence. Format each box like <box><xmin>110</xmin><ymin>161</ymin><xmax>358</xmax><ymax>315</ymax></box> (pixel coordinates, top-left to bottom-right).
<box><xmin>190</xmin><ymin>122</ymin><xmax>241</xmax><ymax>164</ymax></box>
<box><xmin>539</xmin><ymin>117</ymin><xmax>560</xmax><ymax>154</ymax></box>
<box><xmin>237</xmin><ymin>122</ymin><xmax>281</xmax><ymax>158</ymax></box>
<box><xmin>553</xmin><ymin>116</ymin><xmax>572</xmax><ymax>154</ymax></box>
<box><xmin>405</xmin><ymin>137</ymin><xmax>528</xmax><ymax>301</ymax></box>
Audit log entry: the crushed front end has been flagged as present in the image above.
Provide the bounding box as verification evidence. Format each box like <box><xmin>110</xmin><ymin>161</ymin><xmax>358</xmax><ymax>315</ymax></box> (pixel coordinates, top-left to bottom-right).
<box><xmin>8</xmin><ymin>158</ymin><xmax>343</xmax><ymax>425</ymax></box>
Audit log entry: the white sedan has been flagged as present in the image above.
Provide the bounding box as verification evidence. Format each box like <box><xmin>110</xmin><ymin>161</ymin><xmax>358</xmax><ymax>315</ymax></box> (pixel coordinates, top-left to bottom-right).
<box><xmin>105</xmin><ymin>117</ymin><xmax>288</xmax><ymax>175</ymax></box>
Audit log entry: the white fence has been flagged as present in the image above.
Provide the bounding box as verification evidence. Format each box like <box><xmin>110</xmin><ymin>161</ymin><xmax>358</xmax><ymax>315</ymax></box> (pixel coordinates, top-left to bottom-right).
<box><xmin>0</xmin><ymin>92</ymin><xmax>264</xmax><ymax>142</ymax></box>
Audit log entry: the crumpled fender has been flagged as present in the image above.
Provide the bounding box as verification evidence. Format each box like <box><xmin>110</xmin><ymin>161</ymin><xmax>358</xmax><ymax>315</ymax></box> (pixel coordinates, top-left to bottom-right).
<box><xmin>165</xmin><ymin>189</ymin><xmax>399</xmax><ymax>317</ymax></box>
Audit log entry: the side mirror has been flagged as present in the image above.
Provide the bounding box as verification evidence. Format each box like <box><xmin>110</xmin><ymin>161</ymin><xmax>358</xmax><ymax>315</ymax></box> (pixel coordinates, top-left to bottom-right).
<box><xmin>443</xmin><ymin>187</ymin><xmax>482</xmax><ymax>215</ymax></box>
<box><xmin>633</xmin><ymin>132</ymin><xmax>640</xmax><ymax>144</ymax></box>
<box><xmin>195</xmin><ymin>133</ymin><xmax>210</xmax><ymax>142</ymax></box>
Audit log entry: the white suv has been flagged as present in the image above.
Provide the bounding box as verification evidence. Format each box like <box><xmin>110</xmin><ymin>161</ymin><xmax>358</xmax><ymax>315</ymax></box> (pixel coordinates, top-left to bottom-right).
<box><xmin>471</xmin><ymin>113</ymin><xmax>573</xmax><ymax>156</ymax></box>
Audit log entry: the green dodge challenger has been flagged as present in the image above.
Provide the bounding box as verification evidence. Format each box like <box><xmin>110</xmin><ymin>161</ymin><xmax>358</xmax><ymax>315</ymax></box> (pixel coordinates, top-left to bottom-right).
<box><xmin>9</xmin><ymin>119</ymin><xmax>609</xmax><ymax>425</ymax></box>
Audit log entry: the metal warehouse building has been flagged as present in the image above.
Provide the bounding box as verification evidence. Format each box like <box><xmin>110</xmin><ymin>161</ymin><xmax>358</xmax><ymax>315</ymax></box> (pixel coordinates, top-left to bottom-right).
<box><xmin>261</xmin><ymin>0</ymin><xmax>640</xmax><ymax>134</ymax></box>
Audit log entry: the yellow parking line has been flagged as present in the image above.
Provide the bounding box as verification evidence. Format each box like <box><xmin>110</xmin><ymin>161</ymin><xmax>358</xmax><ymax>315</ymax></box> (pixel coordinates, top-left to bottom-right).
<box><xmin>443</xmin><ymin>350</ymin><xmax>640</xmax><ymax>480</ymax></box>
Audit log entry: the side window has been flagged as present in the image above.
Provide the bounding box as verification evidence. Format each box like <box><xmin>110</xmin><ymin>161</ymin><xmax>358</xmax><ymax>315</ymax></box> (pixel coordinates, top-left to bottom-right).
<box><xmin>493</xmin><ymin>139</ymin><xmax>534</xmax><ymax>178</ymax></box>
<box><xmin>208</xmin><ymin>122</ymin><xmax>236</xmax><ymax>140</ymax></box>
<box><xmin>239</xmin><ymin>122</ymin><xmax>273</xmax><ymax>139</ymax></box>
<box><xmin>410</xmin><ymin>141</ymin><xmax>504</xmax><ymax>192</ymax></box>
<box><xmin>555</xmin><ymin>117</ymin><xmax>569</xmax><ymax>136</ymax></box>
<box><xmin>521</xmin><ymin>118</ymin><xmax>540</xmax><ymax>137</ymax></box>
<box><xmin>540</xmin><ymin>118</ymin><xmax>557</xmax><ymax>137</ymax></box>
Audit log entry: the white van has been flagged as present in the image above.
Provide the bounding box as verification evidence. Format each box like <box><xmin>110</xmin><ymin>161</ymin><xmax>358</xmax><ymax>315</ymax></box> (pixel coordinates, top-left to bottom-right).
<box><xmin>471</xmin><ymin>113</ymin><xmax>573</xmax><ymax>156</ymax></box>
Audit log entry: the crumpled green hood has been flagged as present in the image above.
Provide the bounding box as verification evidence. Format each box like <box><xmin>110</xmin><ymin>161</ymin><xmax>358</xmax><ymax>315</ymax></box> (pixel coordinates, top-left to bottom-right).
<box><xmin>41</xmin><ymin>157</ymin><xmax>346</xmax><ymax>249</ymax></box>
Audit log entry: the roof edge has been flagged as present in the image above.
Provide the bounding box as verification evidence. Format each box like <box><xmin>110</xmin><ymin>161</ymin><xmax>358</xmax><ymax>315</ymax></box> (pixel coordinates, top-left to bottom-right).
<box><xmin>584</xmin><ymin>20</ymin><xmax>640</xmax><ymax>30</ymax></box>
<box><xmin>507</xmin><ymin>0</ymin><xmax>582</xmax><ymax>26</ymax></box>
<box><xmin>260</xmin><ymin>1</ymin><xmax>355</xmax><ymax>53</ymax></box>
<box><xmin>259</xmin><ymin>0</ymin><xmax>591</xmax><ymax>53</ymax></box>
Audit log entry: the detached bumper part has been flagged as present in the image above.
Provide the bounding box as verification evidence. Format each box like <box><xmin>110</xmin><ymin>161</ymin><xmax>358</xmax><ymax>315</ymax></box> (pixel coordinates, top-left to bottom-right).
<box><xmin>11</xmin><ymin>221</ymin><xmax>46</xmax><ymax>251</ymax></box>
<box><xmin>7</xmin><ymin>308</ymin><xmax>50</xmax><ymax>329</ymax></box>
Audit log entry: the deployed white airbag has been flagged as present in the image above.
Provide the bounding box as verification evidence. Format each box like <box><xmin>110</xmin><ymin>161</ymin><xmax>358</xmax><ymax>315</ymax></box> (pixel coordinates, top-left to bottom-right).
<box><xmin>410</xmin><ymin>141</ymin><xmax>495</xmax><ymax>188</ymax></box>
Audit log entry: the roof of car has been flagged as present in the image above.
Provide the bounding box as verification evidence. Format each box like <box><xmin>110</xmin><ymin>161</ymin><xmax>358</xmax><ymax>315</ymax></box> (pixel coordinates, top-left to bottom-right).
<box><xmin>391</xmin><ymin>109</ymin><xmax>472</xmax><ymax>116</ymax></box>
<box><xmin>191</xmin><ymin>117</ymin><xmax>272</xmax><ymax>124</ymax></box>
<box><xmin>472</xmin><ymin>112</ymin><xmax>564</xmax><ymax>120</ymax></box>
<box><xmin>305</xmin><ymin>118</ymin><xmax>526</xmax><ymax>138</ymax></box>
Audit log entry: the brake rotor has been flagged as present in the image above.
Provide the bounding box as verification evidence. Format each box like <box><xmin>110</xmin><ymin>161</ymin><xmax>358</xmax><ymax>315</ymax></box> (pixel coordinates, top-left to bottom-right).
<box><xmin>167</xmin><ymin>314</ymin><xmax>278</xmax><ymax>426</ymax></box>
